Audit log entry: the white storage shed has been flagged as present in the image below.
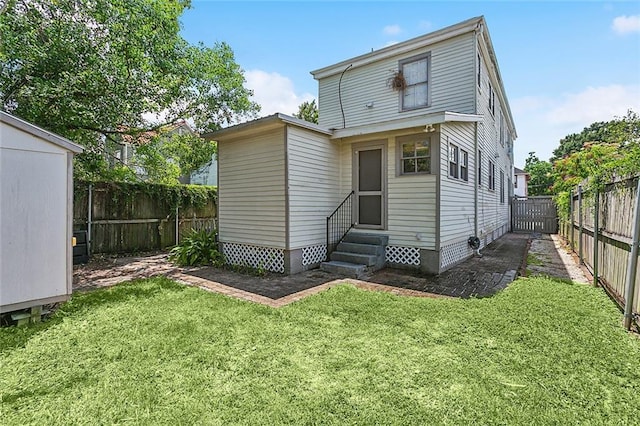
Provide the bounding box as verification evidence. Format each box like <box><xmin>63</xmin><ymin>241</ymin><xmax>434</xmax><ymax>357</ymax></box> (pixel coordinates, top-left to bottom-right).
<box><xmin>0</xmin><ymin>111</ymin><xmax>83</xmax><ymax>313</ymax></box>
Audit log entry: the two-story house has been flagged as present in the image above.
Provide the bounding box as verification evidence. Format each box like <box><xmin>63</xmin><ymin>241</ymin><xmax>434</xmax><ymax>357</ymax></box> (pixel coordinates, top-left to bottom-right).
<box><xmin>204</xmin><ymin>16</ymin><xmax>517</xmax><ymax>276</ymax></box>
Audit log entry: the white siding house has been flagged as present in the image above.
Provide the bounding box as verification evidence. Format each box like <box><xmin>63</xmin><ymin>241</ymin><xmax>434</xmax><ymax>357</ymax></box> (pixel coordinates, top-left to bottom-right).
<box><xmin>205</xmin><ymin>16</ymin><xmax>516</xmax><ymax>274</ymax></box>
<box><xmin>514</xmin><ymin>167</ymin><xmax>529</xmax><ymax>197</ymax></box>
<box><xmin>0</xmin><ymin>112</ymin><xmax>83</xmax><ymax>313</ymax></box>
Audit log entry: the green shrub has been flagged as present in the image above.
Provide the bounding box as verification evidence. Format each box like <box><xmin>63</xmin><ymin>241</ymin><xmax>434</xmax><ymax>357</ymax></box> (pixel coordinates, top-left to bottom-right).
<box><xmin>169</xmin><ymin>230</ymin><xmax>223</xmax><ymax>267</ymax></box>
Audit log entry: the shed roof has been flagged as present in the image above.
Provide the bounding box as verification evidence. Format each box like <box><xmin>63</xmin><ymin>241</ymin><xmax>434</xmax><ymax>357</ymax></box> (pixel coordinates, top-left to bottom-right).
<box><xmin>0</xmin><ymin>111</ymin><xmax>84</xmax><ymax>153</ymax></box>
<box><xmin>203</xmin><ymin>113</ymin><xmax>332</xmax><ymax>141</ymax></box>
<box><xmin>514</xmin><ymin>167</ymin><xmax>528</xmax><ymax>175</ymax></box>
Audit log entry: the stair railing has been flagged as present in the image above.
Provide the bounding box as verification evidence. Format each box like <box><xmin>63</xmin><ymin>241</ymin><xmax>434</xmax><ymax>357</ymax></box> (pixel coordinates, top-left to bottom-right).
<box><xmin>326</xmin><ymin>191</ymin><xmax>355</xmax><ymax>260</ymax></box>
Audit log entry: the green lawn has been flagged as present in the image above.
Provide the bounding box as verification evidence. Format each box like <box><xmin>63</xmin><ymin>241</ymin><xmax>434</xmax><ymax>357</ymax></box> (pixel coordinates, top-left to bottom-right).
<box><xmin>1</xmin><ymin>277</ymin><xmax>639</xmax><ymax>425</ymax></box>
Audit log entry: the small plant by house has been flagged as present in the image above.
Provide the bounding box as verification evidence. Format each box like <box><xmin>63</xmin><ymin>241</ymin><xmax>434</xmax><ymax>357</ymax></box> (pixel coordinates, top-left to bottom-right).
<box><xmin>169</xmin><ymin>229</ymin><xmax>223</xmax><ymax>267</ymax></box>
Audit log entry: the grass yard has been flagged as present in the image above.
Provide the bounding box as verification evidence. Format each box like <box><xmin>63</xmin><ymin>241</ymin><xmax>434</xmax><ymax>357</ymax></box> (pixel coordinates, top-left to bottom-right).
<box><xmin>1</xmin><ymin>277</ymin><xmax>639</xmax><ymax>425</ymax></box>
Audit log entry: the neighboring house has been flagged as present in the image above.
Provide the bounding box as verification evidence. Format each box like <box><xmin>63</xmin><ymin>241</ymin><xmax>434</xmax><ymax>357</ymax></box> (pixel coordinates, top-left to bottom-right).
<box><xmin>513</xmin><ymin>167</ymin><xmax>529</xmax><ymax>197</ymax></box>
<box><xmin>190</xmin><ymin>153</ymin><xmax>218</xmax><ymax>186</ymax></box>
<box><xmin>116</xmin><ymin>120</ymin><xmax>217</xmax><ymax>185</ymax></box>
<box><xmin>204</xmin><ymin>16</ymin><xmax>517</xmax><ymax>275</ymax></box>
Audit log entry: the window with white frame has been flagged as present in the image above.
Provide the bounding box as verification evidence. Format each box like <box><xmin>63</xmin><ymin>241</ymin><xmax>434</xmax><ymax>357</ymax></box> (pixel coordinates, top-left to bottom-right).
<box><xmin>500</xmin><ymin>170</ymin><xmax>505</xmax><ymax>203</ymax></box>
<box><xmin>398</xmin><ymin>136</ymin><xmax>431</xmax><ymax>174</ymax></box>
<box><xmin>460</xmin><ymin>149</ymin><xmax>469</xmax><ymax>182</ymax></box>
<box><xmin>488</xmin><ymin>160</ymin><xmax>496</xmax><ymax>190</ymax></box>
<box><xmin>448</xmin><ymin>143</ymin><xmax>468</xmax><ymax>182</ymax></box>
<box><xmin>449</xmin><ymin>144</ymin><xmax>459</xmax><ymax>179</ymax></box>
<box><xmin>477</xmin><ymin>150</ymin><xmax>483</xmax><ymax>186</ymax></box>
<box><xmin>400</xmin><ymin>53</ymin><xmax>430</xmax><ymax>110</ymax></box>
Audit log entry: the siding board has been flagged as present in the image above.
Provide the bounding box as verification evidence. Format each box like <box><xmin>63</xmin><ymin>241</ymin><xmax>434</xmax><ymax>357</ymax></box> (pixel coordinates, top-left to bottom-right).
<box><xmin>218</xmin><ymin>128</ymin><xmax>286</xmax><ymax>247</ymax></box>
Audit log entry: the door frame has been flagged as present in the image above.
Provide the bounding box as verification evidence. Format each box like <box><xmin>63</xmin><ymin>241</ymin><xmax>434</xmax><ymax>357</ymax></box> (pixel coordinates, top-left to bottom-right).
<box><xmin>352</xmin><ymin>140</ymin><xmax>387</xmax><ymax>230</ymax></box>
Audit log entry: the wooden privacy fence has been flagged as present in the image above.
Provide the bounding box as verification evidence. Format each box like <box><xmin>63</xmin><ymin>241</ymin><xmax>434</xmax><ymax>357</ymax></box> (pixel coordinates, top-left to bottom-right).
<box><xmin>74</xmin><ymin>181</ymin><xmax>217</xmax><ymax>255</ymax></box>
<box><xmin>559</xmin><ymin>176</ymin><xmax>640</xmax><ymax>330</ymax></box>
<box><xmin>512</xmin><ymin>196</ymin><xmax>558</xmax><ymax>233</ymax></box>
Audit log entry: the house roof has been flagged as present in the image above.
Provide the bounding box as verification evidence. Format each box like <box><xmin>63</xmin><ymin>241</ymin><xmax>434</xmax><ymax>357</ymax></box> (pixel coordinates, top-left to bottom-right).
<box><xmin>0</xmin><ymin>111</ymin><xmax>84</xmax><ymax>153</ymax></box>
<box><xmin>203</xmin><ymin>113</ymin><xmax>332</xmax><ymax>141</ymax></box>
<box><xmin>310</xmin><ymin>16</ymin><xmax>484</xmax><ymax>79</ymax></box>
<box><xmin>331</xmin><ymin>111</ymin><xmax>482</xmax><ymax>139</ymax></box>
<box><xmin>514</xmin><ymin>167</ymin><xmax>528</xmax><ymax>175</ymax></box>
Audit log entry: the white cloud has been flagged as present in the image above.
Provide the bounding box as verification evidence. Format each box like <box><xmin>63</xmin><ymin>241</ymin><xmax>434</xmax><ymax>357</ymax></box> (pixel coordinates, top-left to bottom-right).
<box><xmin>244</xmin><ymin>70</ymin><xmax>315</xmax><ymax>117</ymax></box>
<box><xmin>512</xmin><ymin>84</ymin><xmax>640</xmax><ymax>166</ymax></box>
<box><xmin>612</xmin><ymin>15</ymin><xmax>640</xmax><ymax>35</ymax></box>
<box><xmin>383</xmin><ymin>24</ymin><xmax>402</xmax><ymax>36</ymax></box>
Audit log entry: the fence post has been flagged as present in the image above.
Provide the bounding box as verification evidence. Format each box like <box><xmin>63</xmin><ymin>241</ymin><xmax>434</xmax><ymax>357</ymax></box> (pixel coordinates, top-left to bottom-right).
<box><xmin>578</xmin><ymin>185</ymin><xmax>583</xmax><ymax>263</ymax></box>
<box><xmin>623</xmin><ymin>178</ymin><xmax>640</xmax><ymax>331</ymax></box>
<box><xmin>570</xmin><ymin>188</ymin><xmax>575</xmax><ymax>250</ymax></box>
<box><xmin>175</xmin><ymin>205</ymin><xmax>179</xmax><ymax>246</ymax></box>
<box><xmin>87</xmin><ymin>183</ymin><xmax>93</xmax><ymax>256</ymax></box>
<box><xmin>593</xmin><ymin>190</ymin><xmax>599</xmax><ymax>287</ymax></box>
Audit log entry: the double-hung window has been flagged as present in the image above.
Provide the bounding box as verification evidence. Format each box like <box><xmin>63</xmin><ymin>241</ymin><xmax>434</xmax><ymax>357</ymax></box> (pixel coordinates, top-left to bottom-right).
<box><xmin>460</xmin><ymin>150</ymin><xmax>469</xmax><ymax>182</ymax></box>
<box><xmin>400</xmin><ymin>53</ymin><xmax>430</xmax><ymax>111</ymax></box>
<box><xmin>448</xmin><ymin>143</ymin><xmax>468</xmax><ymax>182</ymax></box>
<box><xmin>500</xmin><ymin>170</ymin><xmax>505</xmax><ymax>203</ymax></box>
<box><xmin>398</xmin><ymin>136</ymin><xmax>431</xmax><ymax>174</ymax></box>
<box><xmin>449</xmin><ymin>144</ymin><xmax>459</xmax><ymax>179</ymax></box>
<box><xmin>489</xmin><ymin>160</ymin><xmax>496</xmax><ymax>190</ymax></box>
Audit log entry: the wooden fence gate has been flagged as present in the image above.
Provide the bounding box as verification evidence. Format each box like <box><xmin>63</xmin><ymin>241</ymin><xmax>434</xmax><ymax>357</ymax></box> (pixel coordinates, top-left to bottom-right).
<box><xmin>511</xmin><ymin>196</ymin><xmax>558</xmax><ymax>233</ymax></box>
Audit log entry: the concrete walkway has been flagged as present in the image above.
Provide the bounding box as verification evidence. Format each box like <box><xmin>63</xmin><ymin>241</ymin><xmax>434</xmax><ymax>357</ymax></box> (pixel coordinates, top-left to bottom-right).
<box><xmin>526</xmin><ymin>233</ymin><xmax>590</xmax><ymax>284</ymax></box>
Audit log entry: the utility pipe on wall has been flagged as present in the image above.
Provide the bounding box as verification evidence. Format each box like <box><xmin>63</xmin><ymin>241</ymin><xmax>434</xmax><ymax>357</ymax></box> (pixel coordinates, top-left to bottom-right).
<box><xmin>623</xmin><ymin>178</ymin><xmax>640</xmax><ymax>331</ymax></box>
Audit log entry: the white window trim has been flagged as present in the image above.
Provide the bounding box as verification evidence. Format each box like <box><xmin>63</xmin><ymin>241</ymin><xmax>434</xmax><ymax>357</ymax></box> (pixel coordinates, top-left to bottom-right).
<box><xmin>448</xmin><ymin>143</ymin><xmax>469</xmax><ymax>182</ymax></box>
<box><xmin>399</xmin><ymin>52</ymin><xmax>431</xmax><ymax>112</ymax></box>
<box><xmin>449</xmin><ymin>143</ymin><xmax>459</xmax><ymax>179</ymax></box>
<box><xmin>488</xmin><ymin>160</ymin><xmax>496</xmax><ymax>191</ymax></box>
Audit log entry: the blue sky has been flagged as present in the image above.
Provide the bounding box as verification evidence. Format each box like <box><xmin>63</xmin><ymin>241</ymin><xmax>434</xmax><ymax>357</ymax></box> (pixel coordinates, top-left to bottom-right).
<box><xmin>180</xmin><ymin>1</ymin><xmax>640</xmax><ymax>167</ymax></box>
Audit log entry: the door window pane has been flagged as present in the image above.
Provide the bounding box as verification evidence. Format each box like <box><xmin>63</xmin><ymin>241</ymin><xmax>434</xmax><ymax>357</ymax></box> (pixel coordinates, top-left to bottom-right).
<box><xmin>358</xmin><ymin>149</ymin><xmax>381</xmax><ymax>191</ymax></box>
<box><xmin>359</xmin><ymin>195</ymin><xmax>382</xmax><ymax>226</ymax></box>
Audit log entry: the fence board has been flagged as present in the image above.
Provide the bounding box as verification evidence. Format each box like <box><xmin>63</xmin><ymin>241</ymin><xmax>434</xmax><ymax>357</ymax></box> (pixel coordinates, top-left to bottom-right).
<box><xmin>559</xmin><ymin>176</ymin><xmax>639</xmax><ymax>328</ymax></box>
<box><xmin>73</xmin><ymin>181</ymin><xmax>217</xmax><ymax>254</ymax></box>
<box><xmin>512</xmin><ymin>196</ymin><xmax>558</xmax><ymax>233</ymax></box>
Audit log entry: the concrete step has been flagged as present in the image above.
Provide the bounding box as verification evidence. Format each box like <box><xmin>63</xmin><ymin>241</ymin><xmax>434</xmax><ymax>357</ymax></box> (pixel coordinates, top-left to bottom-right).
<box><xmin>343</xmin><ymin>233</ymin><xmax>389</xmax><ymax>246</ymax></box>
<box><xmin>330</xmin><ymin>251</ymin><xmax>377</xmax><ymax>266</ymax></box>
<box><xmin>320</xmin><ymin>260</ymin><xmax>367</xmax><ymax>278</ymax></box>
<box><xmin>336</xmin><ymin>241</ymin><xmax>384</xmax><ymax>256</ymax></box>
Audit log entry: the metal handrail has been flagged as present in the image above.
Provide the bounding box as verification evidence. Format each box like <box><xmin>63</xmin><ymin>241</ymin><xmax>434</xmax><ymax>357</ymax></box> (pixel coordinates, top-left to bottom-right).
<box><xmin>326</xmin><ymin>191</ymin><xmax>355</xmax><ymax>261</ymax></box>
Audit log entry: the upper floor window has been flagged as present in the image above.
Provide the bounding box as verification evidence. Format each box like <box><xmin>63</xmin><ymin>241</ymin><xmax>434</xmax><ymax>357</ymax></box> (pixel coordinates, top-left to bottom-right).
<box><xmin>398</xmin><ymin>136</ymin><xmax>431</xmax><ymax>174</ymax></box>
<box><xmin>400</xmin><ymin>53</ymin><xmax>430</xmax><ymax>111</ymax></box>
<box><xmin>488</xmin><ymin>82</ymin><xmax>495</xmax><ymax>116</ymax></box>
<box><xmin>477</xmin><ymin>54</ymin><xmax>481</xmax><ymax>88</ymax></box>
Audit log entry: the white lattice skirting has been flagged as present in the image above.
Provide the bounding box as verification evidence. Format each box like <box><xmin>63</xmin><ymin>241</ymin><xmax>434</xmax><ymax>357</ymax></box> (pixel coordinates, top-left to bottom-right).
<box><xmin>302</xmin><ymin>245</ymin><xmax>327</xmax><ymax>266</ymax></box>
<box><xmin>386</xmin><ymin>246</ymin><xmax>421</xmax><ymax>266</ymax></box>
<box><xmin>440</xmin><ymin>240</ymin><xmax>474</xmax><ymax>269</ymax></box>
<box><xmin>222</xmin><ymin>243</ymin><xmax>285</xmax><ymax>273</ymax></box>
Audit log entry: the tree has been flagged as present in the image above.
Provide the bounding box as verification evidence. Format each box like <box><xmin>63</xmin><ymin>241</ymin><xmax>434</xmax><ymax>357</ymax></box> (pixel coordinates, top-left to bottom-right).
<box><xmin>0</xmin><ymin>0</ymin><xmax>259</xmax><ymax>181</ymax></box>
<box><xmin>293</xmin><ymin>99</ymin><xmax>318</xmax><ymax>124</ymax></box>
<box><xmin>551</xmin><ymin>110</ymin><xmax>640</xmax><ymax>161</ymax></box>
<box><xmin>524</xmin><ymin>152</ymin><xmax>554</xmax><ymax>196</ymax></box>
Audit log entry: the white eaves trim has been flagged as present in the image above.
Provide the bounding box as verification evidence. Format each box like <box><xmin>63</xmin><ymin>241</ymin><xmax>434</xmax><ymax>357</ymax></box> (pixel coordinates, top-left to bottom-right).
<box><xmin>0</xmin><ymin>111</ymin><xmax>84</xmax><ymax>153</ymax></box>
<box><xmin>331</xmin><ymin>111</ymin><xmax>483</xmax><ymax>139</ymax></box>
<box><xmin>203</xmin><ymin>113</ymin><xmax>332</xmax><ymax>141</ymax></box>
<box><xmin>311</xmin><ymin>16</ymin><xmax>483</xmax><ymax>80</ymax></box>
